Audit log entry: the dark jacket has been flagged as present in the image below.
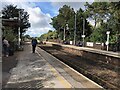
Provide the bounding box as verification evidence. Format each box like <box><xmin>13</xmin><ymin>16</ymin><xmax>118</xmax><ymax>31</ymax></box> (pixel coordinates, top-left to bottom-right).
<box><xmin>32</xmin><ymin>39</ymin><xmax>37</xmax><ymax>46</ymax></box>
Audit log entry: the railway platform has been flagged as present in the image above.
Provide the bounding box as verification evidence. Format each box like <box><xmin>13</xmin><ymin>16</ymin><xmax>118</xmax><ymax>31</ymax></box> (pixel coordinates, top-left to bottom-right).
<box><xmin>46</xmin><ymin>42</ymin><xmax>120</xmax><ymax>58</ymax></box>
<box><xmin>2</xmin><ymin>43</ymin><xmax>103</xmax><ymax>89</ymax></box>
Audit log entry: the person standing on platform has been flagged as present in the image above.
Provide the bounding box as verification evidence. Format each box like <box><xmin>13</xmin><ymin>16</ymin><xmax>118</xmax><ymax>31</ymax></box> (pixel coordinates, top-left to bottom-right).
<box><xmin>2</xmin><ymin>37</ymin><xmax>9</xmax><ymax>57</ymax></box>
<box><xmin>31</xmin><ymin>38</ymin><xmax>38</xmax><ymax>53</ymax></box>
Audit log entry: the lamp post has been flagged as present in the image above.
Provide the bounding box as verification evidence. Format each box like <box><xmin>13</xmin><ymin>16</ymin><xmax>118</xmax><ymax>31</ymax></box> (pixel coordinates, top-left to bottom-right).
<box><xmin>0</xmin><ymin>14</ymin><xmax>2</xmax><ymax>52</ymax></box>
<box><xmin>18</xmin><ymin>10</ymin><xmax>21</xmax><ymax>47</ymax></box>
<box><xmin>106</xmin><ymin>31</ymin><xmax>110</xmax><ymax>51</ymax></box>
<box><xmin>17</xmin><ymin>9</ymin><xmax>24</xmax><ymax>48</ymax></box>
<box><xmin>74</xmin><ymin>11</ymin><xmax>77</xmax><ymax>45</ymax></box>
<box><xmin>82</xmin><ymin>18</ymin><xmax>85</xmax><ymax>47</ymax></box>
<box><xmin>63</xmin><ymin>23</ymin><xmax>69</xmax><ymax>41</ymax></box>
<box><xmin>63</xmin><ymin>27</ymin><xmax>65</xmax><ymax>41</ymax></box>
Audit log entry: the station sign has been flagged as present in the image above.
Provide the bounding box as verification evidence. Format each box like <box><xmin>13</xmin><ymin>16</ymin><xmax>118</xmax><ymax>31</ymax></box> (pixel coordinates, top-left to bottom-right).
<box><xmin>82</xmin><ymin>35</ymin><xmax>85</xmax><ymax>38</ymax></box>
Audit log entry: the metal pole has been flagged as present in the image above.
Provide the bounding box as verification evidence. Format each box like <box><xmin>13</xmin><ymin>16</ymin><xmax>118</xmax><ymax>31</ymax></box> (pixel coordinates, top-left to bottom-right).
<box><xmin>0</xmin><ymin>16</ymin><xmax>2</xmax><ymax>57</ymax></box>
<box><xmin>74</xmin><ymin>13</ymin><xmax>76</xmax><ymax>45</ymax></box>
<box><xmin>63</xmin><ymin>27</ymin><xmax>65</xmax><ymax>41</ymax></box>
<box><xmin>18</xmin><ymin>10</ymin><xmax>20</xmax><ymax>47</ymax></box>
<box><xmin>107</xmin><ymin>34</ymin><xmax>109</xmax><ymax>51</ymax></box>
<box><xmin>83</xmin><ymin>18</ymin><xmax>85</xmax><ymax>47</ymax></box>
<box><xmin>106</xmin><ymin>31</ymin><xmax>110</xmax><ymax>51</ymax></box>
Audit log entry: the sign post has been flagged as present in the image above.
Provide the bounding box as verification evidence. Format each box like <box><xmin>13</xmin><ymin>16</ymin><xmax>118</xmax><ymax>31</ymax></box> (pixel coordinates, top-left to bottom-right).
<box><xmin>106</xmin><ymin>31</ymin><xmax>110</xmax><ymax>51</ymax></box>
<box><xmin>82</xmin><ymin>35</ymin><xmax>85</xmax><ymax>47</ymax></box>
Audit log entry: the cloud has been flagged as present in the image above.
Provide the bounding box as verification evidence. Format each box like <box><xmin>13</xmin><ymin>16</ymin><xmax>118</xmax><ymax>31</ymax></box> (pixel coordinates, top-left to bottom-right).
<box><xmin>49</xmin><ymin>0</ymin><xmax>94</xmax><ymax>2</ymax></box>
<box><xmin>28</xmin><ymin>7</ymin><xmax>52</xmax><ymax>28</ymax></box>
<box><xmin>51</xmin><ymin>2</ymin><xmax>86</xmax><ymax>11</ymax></box>
<box><xmin>26</xmin><ymin>27</ymin><xmax>52</xmax><ymax>37</ymax></box>
<box><xmin>1</xmin><ymin>0</ymin><xmax>94</xmax><ymax>37</ymax></box>
<box><xmin>26</xmin><ymin>6</ymin><xmax>53</xmax><ymax>37</ymax></box>
<box><xmin>2</xmin><ymin>0</ymin><xmax>94</xmax><ymax>2</ymax></box>
<box><xmin>51</xmin><ymin>1</ymin><xmax>93</xmax><ymax>12</ymax></box>
<box><xmin>1</xmin><ymin>1</ymin><xmax>54</xmax><ymax>37</ymax></box>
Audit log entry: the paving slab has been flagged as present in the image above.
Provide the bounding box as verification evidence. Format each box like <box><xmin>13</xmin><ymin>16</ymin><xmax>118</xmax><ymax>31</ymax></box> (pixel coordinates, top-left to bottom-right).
<box><xmin>4</xmin><ymin>45</ymin><xmax>72</xmax><ymax>89</ymax></box>
<box><xmin>37</xmin><ymin>46</ymin><xmax>103</xmax><ymax>89</ymax></box>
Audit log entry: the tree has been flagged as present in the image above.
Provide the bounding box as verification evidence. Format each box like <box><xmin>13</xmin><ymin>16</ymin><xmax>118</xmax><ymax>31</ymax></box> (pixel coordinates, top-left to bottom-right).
<box><xmin>39</xmin><ymin>30</ymin><xmax>58</xmax><ymax>41</ymax></box>
<box><xmin>51</xmin><ymin>5</ymin><xmax>92</xmax><ymax>41</ymax></box>
<box><xmin>24</xmin><ymin>34</ymin><xmax>31</xmax><ymax>39</ymax></box>
<box><xmin>108</xmin><ymin>2</ymin><xmax>120</xmax><ymax>43</ymax></box>
<box><xmin>2</xmin><ymin>4</ymin><xmax>30</xmax><ymax>41</ymax></box>
<box><xmin>3</xmin><ymin>27</ymin><xmax>16</xmax><ymax>41</ymax></box>
<box><xmin>85</xmin><ymin>2</ymin><xmax>109</xmax><ymax>29</ymax></box>
<box><xmin>85</xmin><ymin>2</ymin><xmax>120</xmax><ymax>43</ymax></box>
<box><xmin>89</xmin><ymin>22</ymin><xmax>107</xmax><ymax>42</ymax></box>
<box><xmin>51</xmin><ymin>5</ymin><xmax>75</xmax><ymax>40</ymax></box>
<box><xmin>76</xmin><ymin>8</ymin><xmax>92</xmax><ymax>41</ymax></box>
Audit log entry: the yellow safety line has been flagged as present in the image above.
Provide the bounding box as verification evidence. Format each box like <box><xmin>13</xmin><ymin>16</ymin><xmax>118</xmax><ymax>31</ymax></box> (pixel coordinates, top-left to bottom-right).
<box><xmin>36</xmin><ymin>51</ymin><xmax>71</xmax><ymax>88</ymax></box>
<box><xmin>49</xmin><ymin>64</ymin><xmax>72</xmax><ymax>88</ymax></box>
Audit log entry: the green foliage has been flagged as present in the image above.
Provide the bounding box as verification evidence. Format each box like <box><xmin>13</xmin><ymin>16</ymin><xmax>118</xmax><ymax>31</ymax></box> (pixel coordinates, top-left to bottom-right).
<box><xmin>85</xmin><ymin>2</ymin><xmax>110</xmax><ymax>29</ymax></box>
<box><xmin>51</xmin><ymin>5</ymin><xmax>75</xmax><ymax>40</ymax></box>
<box><xmin>3</xmin><ymin>27</ymin><xmax>16</xmax><ymax>42</ymax></box>
<box><xmin>39</xmin><ymin>30</ymin><xmax>58</xmax><ymax>41</ymax></box>
<box><xmin>50</xmin><ymin>2</ymin><xmax>120</xmax><ymax>43</ymax></box>
<box><xmin>85</xmin><ymin>2</ymin><xmax>120</xmax><ymax>43</ymax></box>
<box><xmin>2</xmin><ymin>5</ymin><xmax>18</xmax><ymax>19</ymax></box>
<box><xmin>76</xmin><ymin>8</ymin><xmax>92</xmax><ymax>41</ymax></box>
<box><xmin>2</xmin><ymin>4</ymin><xmax>30</xmax><ymax>38</ymax></box>
<box><xmin>24</xmin><ymin>34</ymin><xmax>31</xmax><ymax>39</ymax></box>
<box><xmin>90</xmin><ymin>27</ymin><xmax>106</xmax><ymax>43</ymax></box>
<box><xmin>51</xmin><ymin>5</ymin><xmax>92</xmax><ymax>41</ymax></box>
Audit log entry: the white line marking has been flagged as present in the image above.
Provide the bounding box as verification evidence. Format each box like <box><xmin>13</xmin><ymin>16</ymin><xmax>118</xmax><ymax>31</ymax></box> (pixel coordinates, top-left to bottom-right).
<box><xmin>37</xmin><ymin>47</ymin><xmax>103</xmax><ymax>88</ymax></box>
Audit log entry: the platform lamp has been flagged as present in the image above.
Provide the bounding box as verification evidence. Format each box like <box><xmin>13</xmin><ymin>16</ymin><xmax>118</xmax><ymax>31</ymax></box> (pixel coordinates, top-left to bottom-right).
<box><xmin>82</xmin><ymin>18</ymin><xmax>85</xmax><ymax>47</ymax></box>
<box><xmin>73</xmin><ymin>10</ymin><xmax>77</xmax><ymax>45</ymax></box>
<box><xmin>17</xmin><ymin>9</ymin><xmax>24</xmax><ymax>48</ymax></box>
<box><xmin>106</xmin><ymin>31</ymin><xmax>110</xmax><ymax>51</ymax></box>
<box><xmin>63</xmin><ymin>23</ymin><xmax>69</xmax><ymax>41</ymax></box>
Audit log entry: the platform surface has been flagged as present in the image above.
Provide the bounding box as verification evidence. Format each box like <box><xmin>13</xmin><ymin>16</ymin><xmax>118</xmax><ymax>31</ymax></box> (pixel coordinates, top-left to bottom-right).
<box><xmin>3</xmin><ymin>45</ymin><xmax>73</xmax><ymax>88</ymax></box>
<box><xmin>3</xmin><ymin>44</ymin><xmax>103</xmax><ymax>89</ymax></box>
<box><xmin>47</xmin><ymin>42</ymin><xmax>120</xmax><ymax>58</ymax></box>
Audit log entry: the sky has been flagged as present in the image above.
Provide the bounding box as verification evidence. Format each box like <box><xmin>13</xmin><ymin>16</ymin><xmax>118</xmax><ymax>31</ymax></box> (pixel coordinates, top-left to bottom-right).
<box><xmin>1</xmin><ymin>0</ymin><xmax>94</xmax><ymax>37</ymax></box>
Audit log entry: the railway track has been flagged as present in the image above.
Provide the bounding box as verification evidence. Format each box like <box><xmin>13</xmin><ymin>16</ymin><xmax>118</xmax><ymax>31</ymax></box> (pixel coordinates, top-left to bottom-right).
<box><xmin>38</xmin><ymin>45</ymin><xmax>119</xmax><ymax>90</ymax></box>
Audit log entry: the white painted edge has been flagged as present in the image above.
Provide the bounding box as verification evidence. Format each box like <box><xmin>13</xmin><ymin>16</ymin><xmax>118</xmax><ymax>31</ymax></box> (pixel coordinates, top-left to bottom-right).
<box><xmin>52</xmin><ymin>43</ymin><xmax>120</xmax><ymax>58</ymax></box>
<box><xmin>36</xmin><ymin>50</ymin><xmax>72</xmax><ymax>88</ymax></box>
<box><xmin>37</xmin><ymin>47</ymin><xmax>103</xmax><ymax>89</ymax></box>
